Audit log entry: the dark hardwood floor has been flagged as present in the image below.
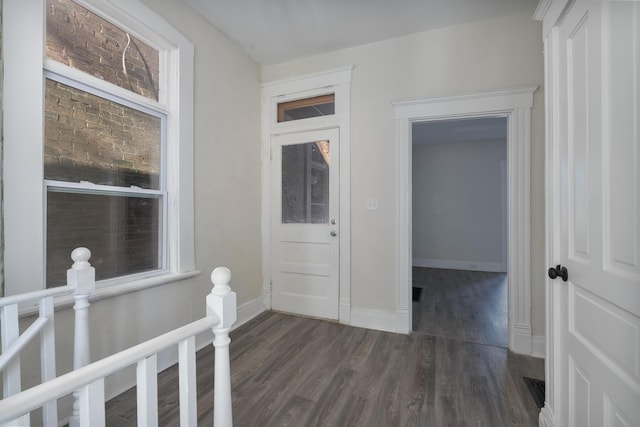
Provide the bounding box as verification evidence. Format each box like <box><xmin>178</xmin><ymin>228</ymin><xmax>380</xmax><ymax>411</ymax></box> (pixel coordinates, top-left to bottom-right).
<box><xmin>106</xmin><ymin>310</ymin><xmax>543</xmax><ymax>426</ymax></box>
<box><xmin>413</xmin><ymin>267</ymin><xmax>508</xmax><ymax>348</ymax></box>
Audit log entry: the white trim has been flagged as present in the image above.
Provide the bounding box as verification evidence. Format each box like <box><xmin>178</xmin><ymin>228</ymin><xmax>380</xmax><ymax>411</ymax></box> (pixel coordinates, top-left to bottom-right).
<box><xmin>538</xmin><ymin>406</ymin><xmax>555</xmax><ymax>427</ymax></box>
<box><xmin>194</xmin><ymin>295</ymin><xmax>265</xmax><ymax>350</ymax></box>
<box><xmin>412</xmin><ymin>258</ymin><xmax>505</xmax><ymax>273</ymax></box>
<box><xmin>533</xmin><ymin>0</ymin><xmax>554</xmax><ymax>23</ymax></box>
<box><xmin>512</xmin><ymin>323</ymin><xmax>533</xmax><ymax>354</ymax></box>
<box><xmin>394</xmin><ymin>86</ymin><xmax>538</xmax><ymax>351</ymax></box>
<box><xmin>500</xmin><ymin>159</ymin><xmax>509</xmax><ymax>272</ymax></box>
<box><xmin>261</xmin><ymin>67</ymin><xmax>352</xmax><ymax>324</ymax></box>
<box><xmin>540</xmin><ymin>21</ymin><xmax>564</xmax><ymax>427</ymax></box>
<box><xmin>532</xmin><ymin>335</ymin><xmax>546</xmax><ymax>359</ymax></box>
<box><xmin>44</xmin><ymin>60</ymin><xmax>169</xmax><ymax>114</ymax></box>
<box><xmin>2</xmin><ymin>0</ymin><xmax>196</xmax><ymax>295</ymax></box>
<box><xmin>350</xmin><ymin>307</ymin><xmax>397</xmax><ymax>333</ymax></box>
<box><xmin>234</xmin><ymin>297</ymin><xmax>267</xmax><ymax>330</ymax></box>
<box><xmin>17</xmin><ymin>271</ymin><xmax>202</xmax><ymax>317</ymax></box>
<box><xmin>3</xmin><ymin>0</ymin><xmax>46</xmax><ymax>294</ymax></box>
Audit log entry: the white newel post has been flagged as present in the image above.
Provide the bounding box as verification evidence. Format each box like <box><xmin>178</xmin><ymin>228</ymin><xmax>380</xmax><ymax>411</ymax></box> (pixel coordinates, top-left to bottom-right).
<box><xmin>67</xmin><ymin>248</ymin><xmax>95</xmax><ymax>427</ymax></box>
<box><xmin>207</xmin><ymin>267</ymin><xmax>236</xmax><ymax>427</ymax></box>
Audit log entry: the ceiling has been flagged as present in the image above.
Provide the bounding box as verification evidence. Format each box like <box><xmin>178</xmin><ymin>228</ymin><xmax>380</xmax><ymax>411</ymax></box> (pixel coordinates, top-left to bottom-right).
<box><xmin>183</xmin><ymin>0</ymin><xmax>539</xmax><ymax>65</ymax></box>
<box><xmin>412</xmin><ymin>117</ymin><xmax>507</xmax><ymax>145</ymax></box>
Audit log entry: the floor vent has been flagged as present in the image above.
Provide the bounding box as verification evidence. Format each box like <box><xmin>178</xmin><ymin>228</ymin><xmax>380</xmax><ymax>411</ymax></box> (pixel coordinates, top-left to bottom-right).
<box><xmin>523</xmin><ymin>377</ymin><xmax>545</xmax><ymax>409</ymax></box>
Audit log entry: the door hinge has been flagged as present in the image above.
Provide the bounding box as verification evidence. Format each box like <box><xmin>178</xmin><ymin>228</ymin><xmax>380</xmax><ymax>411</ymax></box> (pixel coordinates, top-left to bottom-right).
<box><xmin>270</xmin><ymin>280</ymin><xmax>273</xmax><ymax>291</ymax></box>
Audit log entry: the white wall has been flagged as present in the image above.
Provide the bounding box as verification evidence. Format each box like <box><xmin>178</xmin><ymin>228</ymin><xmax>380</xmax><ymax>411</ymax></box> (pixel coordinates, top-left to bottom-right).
<box><xmin>412</xmin><ymin>140</ymin><xmax>507</xmax><ymax>272</ymax></box>
<box><xmin>14</xmin><ymin>0</ymin><xmax>264</xmax><ymax>415</ymax></box>
<box><xmin>262</xmin><ymin>10</ymin><xmax>546</xmax><ymax>338</ymax></box>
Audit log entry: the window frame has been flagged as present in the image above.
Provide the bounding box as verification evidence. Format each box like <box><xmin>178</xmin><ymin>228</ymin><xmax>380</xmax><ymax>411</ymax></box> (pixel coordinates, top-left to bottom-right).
<box><xmin>3</xmin><ymin>0</ymin><xmax>197</xmax><ymax>297</ymax></box>
<box><xmin>44</xmin><ymin>64</ymin><xmax>169</xmax><ymax>285</ymax></box>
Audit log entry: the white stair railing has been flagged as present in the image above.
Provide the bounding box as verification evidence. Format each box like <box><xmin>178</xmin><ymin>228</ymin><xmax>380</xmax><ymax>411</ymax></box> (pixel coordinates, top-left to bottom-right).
<box><xmin>0</xmin><ymin>266</ymin><xmax>237</xmax><ymax>427</ymax></box>
<box><xmin>69</xmin><ymin>247</ymin><xmax>96</xmax><ymax>427</ymax></box>
<box><xmin>0</xmin><ymin>247</ymin><xmax>95</xmax><ymax>427</ymax></box>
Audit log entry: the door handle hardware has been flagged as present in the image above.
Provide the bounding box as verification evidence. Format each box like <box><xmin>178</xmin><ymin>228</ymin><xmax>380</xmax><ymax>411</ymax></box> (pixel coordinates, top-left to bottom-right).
<box><xmin>548</xmin><ymin>265</ymin><xmax>568</xmax><ymax>281</ymax></box>
<box><xmin>330</xmin><ymin>219</ymin><xmax>337</xmax><ymax>225</ymax></box>
<box><xmin>330</xmin><ymin>231</ymin><xmax>337</xmax><ymax>237</ymax></box>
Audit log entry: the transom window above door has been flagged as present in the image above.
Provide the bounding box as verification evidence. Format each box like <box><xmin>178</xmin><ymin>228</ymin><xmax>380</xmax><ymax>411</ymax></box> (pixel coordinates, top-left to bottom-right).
<box><xmin>277</xmin><ymin>93</ymin><xmax>335</xmax><ymax>122</ymax></box>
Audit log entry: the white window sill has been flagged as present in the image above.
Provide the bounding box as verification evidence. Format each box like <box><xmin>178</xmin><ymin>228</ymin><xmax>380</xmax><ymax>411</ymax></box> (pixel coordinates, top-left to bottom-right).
<box><xmin>19</xmin><ymin>270</ymin><xmax>202</xmax><ymax>317</ymax></box>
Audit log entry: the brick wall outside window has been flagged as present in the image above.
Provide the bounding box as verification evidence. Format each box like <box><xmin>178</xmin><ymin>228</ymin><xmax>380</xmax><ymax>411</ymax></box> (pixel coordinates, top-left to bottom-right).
<box><xmin>46</xmin><ymin>0</ymin><xmax>159</xmax><ymax>100</ymax></box>
<box><xmin>44</xmin><ymin>79</ymin><xmax>161</xmax><ymax>189</ymax></box>
<box><xmin>44</xmin><ymin>0</ymin><xmax>164</xmax><ymax>287</ymax></box>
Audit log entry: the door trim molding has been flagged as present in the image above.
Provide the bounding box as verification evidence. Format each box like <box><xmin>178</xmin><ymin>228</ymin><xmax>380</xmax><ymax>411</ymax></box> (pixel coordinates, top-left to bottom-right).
<box><xmin>261</xmin><ymin>67</ymin><xmax>353</xmax><ymax>324</ymax></box>
<box><xmin>393</xmin><ymin>86</ymin><xmax>538</xmax><ymax>355</ymax></box>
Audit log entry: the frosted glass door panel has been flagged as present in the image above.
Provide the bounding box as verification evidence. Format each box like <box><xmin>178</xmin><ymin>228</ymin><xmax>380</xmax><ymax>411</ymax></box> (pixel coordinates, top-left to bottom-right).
<box><xmin>281</xmin><ymin>141</ymin><xmax>330</xmax><ymax>224</ymax></box>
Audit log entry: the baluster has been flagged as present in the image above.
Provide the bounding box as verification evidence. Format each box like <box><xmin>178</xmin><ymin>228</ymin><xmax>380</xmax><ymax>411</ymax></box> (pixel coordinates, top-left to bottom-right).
<box><xmin>137</xmin><ymin>355</ymin><xmax>158</xmax><ymax>427</ymax></box>
<box><xmin>40</xmin><ymin>296</ymin><xmax>58</xmax><ymax>426</ymax></box>
<box><xmin>178</xmin><ymin>336</ymin><xmax>197</xmax><ymax>426</ymax></box>
<box><xmin>67</xmin><ymin>248</ymin><xmax>95</xmax><ymax>427</ymax></box>
<box><xmin>207</xmin><ymin>267</ymin><xmax>236</xmax><ymax>427</ymax></box>
<box><xmin>78</xmin><ymin>378</ymin><xmax>105</xmax><ymax>427</ymax></box>
<box><xmin>0</xmin><ymin>304</ymin><xmax>30</xmax><ymax>426</ymax></box>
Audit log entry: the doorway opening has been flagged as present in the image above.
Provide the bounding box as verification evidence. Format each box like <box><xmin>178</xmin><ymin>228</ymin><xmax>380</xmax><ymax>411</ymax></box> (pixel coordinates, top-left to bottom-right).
<box><xmin>411</xmin><ymin>117</ymin><xmax>508</xmax><ymax>347</ymax></box>
<box><xmin>393</xmin><ymin>87</ymin><xmax>537</xmax><ymax>354</ymax></box>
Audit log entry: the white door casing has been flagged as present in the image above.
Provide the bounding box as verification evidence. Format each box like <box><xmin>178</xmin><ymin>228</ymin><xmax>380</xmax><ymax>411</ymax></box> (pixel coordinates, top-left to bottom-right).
<box><xmin>271</xmin><ymin>129</ymin><xmax>340</xmax><ymax>319</ymax></box>
<box><xmin>261</xmin><ymin>67</ymin><xmax>352</xmax><ymax>323</ymax></box>
<box><xmin>538</xmin><ymin>1</ymin><xmax>640</xmax><ymax>426</ymax></box>
<box><xmin>394</xmin><ymin>87</ymin><xmax>538</xmax><ymax>353</ymax></box>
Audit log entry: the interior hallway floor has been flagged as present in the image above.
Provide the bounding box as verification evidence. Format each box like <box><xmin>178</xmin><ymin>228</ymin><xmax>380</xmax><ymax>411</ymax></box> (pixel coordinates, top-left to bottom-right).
<box><xmin>106</xmin><ymin>298</ymin><xmax>544</xmax><ymax>426</ymax></box>
<box><xmin>412</xmin><ymin>267</ymin><xmax>508</xmax><ymax>347</ymax></box>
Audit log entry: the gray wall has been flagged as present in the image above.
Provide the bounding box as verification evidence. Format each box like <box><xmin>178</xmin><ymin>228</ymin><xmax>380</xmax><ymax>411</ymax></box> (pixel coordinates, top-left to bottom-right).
<box><xmin>412</xmin><ymin>140</ymin><xmax>507</xmax><ymax>272</ymax></box>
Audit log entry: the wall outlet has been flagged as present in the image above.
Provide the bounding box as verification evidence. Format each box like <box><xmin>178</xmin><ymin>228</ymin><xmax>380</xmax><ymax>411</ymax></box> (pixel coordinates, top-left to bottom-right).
<box><xmin>366</xmin><ymin>197</ymin><xmax>379</xmax><ymax>211</ymax></box>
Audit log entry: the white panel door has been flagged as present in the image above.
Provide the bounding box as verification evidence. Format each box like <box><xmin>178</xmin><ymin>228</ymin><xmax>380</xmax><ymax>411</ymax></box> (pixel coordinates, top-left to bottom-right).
<box><xmin>271</xmin><ymin>129</ymin><xmax>339</xmax><ymax>320</ymax></box>
<box><xmin>552</xmin><ymin>2</ymin><xmax>640</xmax><ymax>425</ymax></box>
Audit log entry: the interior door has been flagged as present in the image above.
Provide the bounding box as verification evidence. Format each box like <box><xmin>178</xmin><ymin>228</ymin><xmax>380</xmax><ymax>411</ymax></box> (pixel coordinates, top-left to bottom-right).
<box><xmin>552</xmin><ymin>1</ymin><xmax>640</xmax><ymax>425</ymax></box>
<box><xmin>271</xmin><ymin>128</ymin><xmax>339</xmax><ymax>319</ymax></box>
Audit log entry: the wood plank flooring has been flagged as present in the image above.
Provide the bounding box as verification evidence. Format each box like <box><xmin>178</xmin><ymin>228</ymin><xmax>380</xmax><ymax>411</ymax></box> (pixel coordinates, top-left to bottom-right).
<box><xmin>105</xmin><ymin>311</ymin><xmax>543</xmax><ymax>426</ymax></box>
<box><xmin>413</xmin><ymin>267</ymin><xmax>508</xmax><ymax>347</ymax></box>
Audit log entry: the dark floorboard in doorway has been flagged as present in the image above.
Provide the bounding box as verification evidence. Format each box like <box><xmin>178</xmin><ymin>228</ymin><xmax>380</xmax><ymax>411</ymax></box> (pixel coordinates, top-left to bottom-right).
<box><xmin>412</xmin><ymin>267</ymin><xmax>508</xmax><ymax>347</ymax></box>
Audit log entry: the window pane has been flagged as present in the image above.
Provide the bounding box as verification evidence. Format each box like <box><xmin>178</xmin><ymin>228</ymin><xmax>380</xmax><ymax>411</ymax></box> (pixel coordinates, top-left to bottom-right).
<box><xmin>46</xmin><ymin>190</ymin><xmax>162</xmax><ymax>287</ymax></box>
<box><xmin>277</xmin><ymin>94</ymin><xmax>335</xmax><ymax>122</ymax></box>
<box><xmin>45</xmin><ymin>79</ymin><xmax>162</xmax><ymax>189</ymax></box>
<box><xmin>282</xmin><ymin>141</ymin><xmax>330</xmax><ymax>224</ymax></box>
<box><xmin>46</xmin><ymin>0</ymin><xmax>160</xmax><ymax>101</ymax></box>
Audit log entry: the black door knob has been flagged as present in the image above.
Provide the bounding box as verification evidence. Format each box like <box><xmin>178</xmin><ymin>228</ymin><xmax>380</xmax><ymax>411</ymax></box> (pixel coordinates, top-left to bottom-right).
<box><xmin>548</xmin><ymin>265</ymin><xmax>568</xmax><ymax>281</ymax></box>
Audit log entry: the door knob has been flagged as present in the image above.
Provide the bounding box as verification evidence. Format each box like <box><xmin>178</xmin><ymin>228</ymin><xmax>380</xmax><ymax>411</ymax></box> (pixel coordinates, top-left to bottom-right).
<box><xmin>330</xmin><ymin>231</ymin><xmax>337</xmax><ymax>236</ymax></box>
<box><xmin>548</xmin><ymin>265</ymin><xmax>568</xmax><ymax>281</ymax></box>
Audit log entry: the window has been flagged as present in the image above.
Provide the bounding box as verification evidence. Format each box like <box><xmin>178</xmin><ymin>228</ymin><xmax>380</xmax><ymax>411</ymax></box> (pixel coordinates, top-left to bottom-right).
<box><xmin>3</xmin><ymin>0</ymin><xmax>196</xmax><ymax>295</ymax></box>
<box><xmin>277</xmin><ymin>94</ymin><xmax>335</xmax><ymax>122</ymax></box>
<box><xmin>281</xmin><ymin>141</ymin><xmax>330</xmax><ymax>224</ymax></box>
<box><xmin>44</xmin><ymin>0</ymin><xmax>167</xmax><ymax>286</ymax></box>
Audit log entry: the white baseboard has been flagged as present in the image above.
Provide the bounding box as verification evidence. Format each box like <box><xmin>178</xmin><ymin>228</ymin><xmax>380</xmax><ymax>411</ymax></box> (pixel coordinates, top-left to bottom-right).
<box><xmin>412</xmin><ymin>258</ymin><xmax>505</xmax><ymax>273</ymax></box>
<box><xmin>511</xmin><ymin>323</ymin><xmax>533</xmax><ymax>355</ymax></box>
<box><xmin>395</xmin><ymin>307</ymin><xmax>410</xmax><ymax>334</ymax></box>
<box><xmin>234</xmin><ymin>296</ymin><xmax>267</xmax><ymax>330</ymax></box>
<box><xmin>262</xmin><ymin>285</ymin><xmax>272</xmax><ymax>310</ymax></box>
<box><xmin>539</xmin><ymin>405</ymin><xmax>554</xmax><ymax>427</ymax></box>
<box><xmin>531</xmin><ymin>335</ymin><xmax>545</xmax><ymax>358</ymax></box>
<box><xmin>350</xmin><ymin>307</ymin><xmax>398</xmax><ymax>333</ymax></box>
<box><xmin>339</xmin><ymin>300</ymin><xmax>351</xmax><ymax>325</ymax></box>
